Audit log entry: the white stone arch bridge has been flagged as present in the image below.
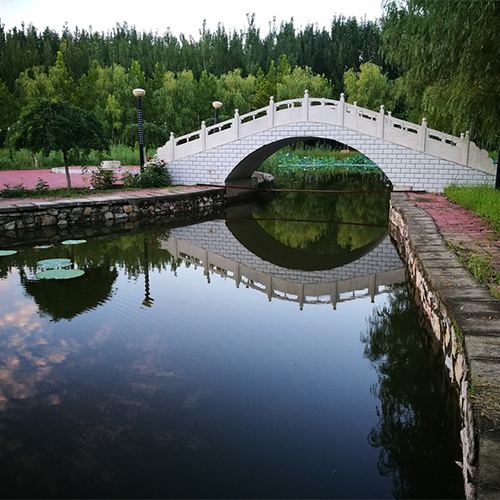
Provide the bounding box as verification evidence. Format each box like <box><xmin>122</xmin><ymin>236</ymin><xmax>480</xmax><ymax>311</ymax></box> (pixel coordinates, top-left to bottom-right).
<box><xmin>157</xmin><ymin>90</ymin><xmax>495</xmax><ymax>193</ymax></box>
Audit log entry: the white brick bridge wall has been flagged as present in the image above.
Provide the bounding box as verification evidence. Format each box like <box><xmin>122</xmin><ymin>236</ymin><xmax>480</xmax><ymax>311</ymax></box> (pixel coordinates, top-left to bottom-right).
<box><xmin>163</xmin><ymin>123</ymin><xmax>493</xmax><ymax>193</ymax></box>
<box><xmin>157</xmin><ymin>92</ymin><xmax>495</xmax><ymax>193</ymax></box>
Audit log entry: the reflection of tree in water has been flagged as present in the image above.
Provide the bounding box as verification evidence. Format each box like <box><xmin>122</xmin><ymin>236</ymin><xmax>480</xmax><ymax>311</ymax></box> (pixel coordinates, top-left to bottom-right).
<box><xmin>0</xmin><ymin>230</ymin><xmax>201</xmax><ymax>498</ymax></box>
<box><xmin>256</xmin><ymin>173</ymin><xmax>390</xmax><ymax>253</ymax></box>
<box><xmin>361</xmin><ymin>289</ymin><xmax>465</xmax><ymax>499</ymax></box>
<box><xmin>21</xmin><ymin>264</ymin><xmax>119</xmax><ymax>321</ymax></box>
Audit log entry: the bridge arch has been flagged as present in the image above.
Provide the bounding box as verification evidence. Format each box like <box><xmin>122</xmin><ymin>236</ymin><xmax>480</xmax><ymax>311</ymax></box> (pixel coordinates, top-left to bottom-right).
<box><xmin>157</xmin><ymin>92</ymin><xmax>495</xmax><ymax>193</ymax></box>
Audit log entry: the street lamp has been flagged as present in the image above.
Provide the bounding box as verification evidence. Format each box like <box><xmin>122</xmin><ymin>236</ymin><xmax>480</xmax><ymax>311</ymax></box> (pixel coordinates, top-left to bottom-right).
<box><xmin>212</xmin><ymin>101</ymin><xmax>223</xmax><ymax>125</ymax></box>
<box><xmin>133</xmin><ymin>88</ymin><xmax>146</xmax><ymax>172</ymax></box>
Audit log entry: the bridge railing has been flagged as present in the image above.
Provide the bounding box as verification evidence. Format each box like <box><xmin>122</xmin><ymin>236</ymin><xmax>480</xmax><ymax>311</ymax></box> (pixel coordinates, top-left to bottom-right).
<box><xmin>160</xmin><ymin>235</ymin><xmax>406</xmax><ymax>310</ymax></box>
<box><xmin>157</xmin><ymin>90</ymin><xmax>493</xmax><ymax>173</ymax></box>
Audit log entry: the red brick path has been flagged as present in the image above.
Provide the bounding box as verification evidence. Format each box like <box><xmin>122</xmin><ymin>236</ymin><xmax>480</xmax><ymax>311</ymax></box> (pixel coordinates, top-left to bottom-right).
<box><xmin>407</xmin><ymin>192</ymin><xmax>500</xmax><ymax>270</ymax></box>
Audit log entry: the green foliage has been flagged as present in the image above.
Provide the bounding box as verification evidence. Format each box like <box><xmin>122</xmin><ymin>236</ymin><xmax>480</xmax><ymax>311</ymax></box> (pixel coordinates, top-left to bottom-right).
<box><xmin>448</xmin><ymin>242</ymin><xmax>500</xmax><ymax>300</ymax></box>
<box><xmin>444</xmin><ymin>185</ymin><xmax>500</xmax><ymax>233</ymax></box>
<box><xmin>0</xmin><ymin>79</ymin><xmax>19</xmax><ymax>147</ymax></box>
<box><xmin>256</xmin><ymin>171</ymin><xmax>389</xmax><ymax>252</ymax></box>
<box><xmin>0</xmin><ymin>145</ymin><xmax>154</xmax><ymax>171</ymax></box>
<box><xmin>9</xmin><ymin>99</ymin><xmax>109</xmax><ymax>162</ymax></box>
<box><xmin>0</xmin><ymin>183</ymin><xmax>28</xmax><ymax>198</ymax></box>
<box><xmin>343</xmin><ymin>62</ymin><xmax>399</xmax><ymax>111</ymax></box>
<box><xmin>277</xmin><ymin>66</ymin><xmax>333</xmax><ymax>101</ymax></box>
<box><xmin>8</xmin><ymin>99</ymin><xmax>109</xmax><ymax>188</ymax></box>
<box><xmin>0</xmin><ymin>17</ymin><xmax>387</xmax><ymax>152</ymax></box>
<box><xmin>261</xmin><ymin>151</ymin><xmax>380</xmax><ymax>180</ymax></box>
<box><xmin>382</xmin><ymin>0</ymin><xmax>500</xmax><ymax>143</ymax></box>
<box><xmin>35</xmin><ymin>178</ymin><xmax>50</xmax><ymax>193</ymax></box>
<box><xmin>123</xmin><ymin>155</ymin><xmax>171</xmax><ymax>189</ymax></box>
<box><xmin>89</xmin><ymin>168</ymin><xmax>117</xmax><ymax>190</ymax></box>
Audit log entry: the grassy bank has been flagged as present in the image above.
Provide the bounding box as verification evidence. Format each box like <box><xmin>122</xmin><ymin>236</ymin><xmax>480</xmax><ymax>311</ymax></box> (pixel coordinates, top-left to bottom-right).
<box><xmin>444</xmin><ymin>184</ymin><xmax>500</xmax><ymax>297</ymax></box>
<box><xmin>444</xmin><ymin>184</ymin><xmax>500</xmax><ymax>232</ymax></box>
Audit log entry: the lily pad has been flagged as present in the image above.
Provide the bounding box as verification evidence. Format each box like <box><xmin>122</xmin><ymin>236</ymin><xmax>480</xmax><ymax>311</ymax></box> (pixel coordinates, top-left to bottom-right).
<box><xmin>37</xmin><ymin>258</ymin><xmax>72</xmax><ymax>270</ymax></box>
<box><xmin>34</xmin><ymin>245</ymin><xmax>53</xmax><ymax>250</ymax></box>
<box><xmin>35</xmin><ymin>269</ymin><xmax>85</xmax><ymax>280</ymax></box>
<box><xmin>62</xmin><ymin>239</ymin><xmax>87</xmax><ymax>245</ymax></box>
<box><xmin>0</xmin><ymin>250</ymin><xmax>17</xmax><ymax>257</ymax></box>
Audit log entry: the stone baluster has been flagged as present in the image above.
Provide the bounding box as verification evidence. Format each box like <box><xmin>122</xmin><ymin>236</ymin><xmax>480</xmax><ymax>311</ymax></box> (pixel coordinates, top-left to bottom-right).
<box><xmin>419</xmin><ymin>118</ymin><xmax>427</xmax><ymax>152</ymax></box>
<box><xmin>369</xmin><ymin>274</ymin><xmax>377</xmax><ymax>303</ymax></box>
<box><xmin>234</xmin><ymin>109</ymin><xmax>240</xmax><ymax>139</ymax></box>
<box><xmin>463</xmin><ymin>130</ymin><xmax>470</xmax><ymax>166</ymax></box>
<box><xmin>303</xmin><ymin>89</ymin><xmax>310</xmax><ymax>121</ymax></box>
<box><xmin>378</xmin><ymin>105</ymin><xmax>385</xmax><ymax>138</ymax></box>
<box><xmin>298</xmin><ymin>283</ymin><xmax>305</xmax><ymax>311</ymax></box>
<box><xmin>201</xmin><ymin>121</ymin><xmax>207</xmax><ymax>150</ymax></box>
<box><xmin>339</xmin><ymin>93</ymin><xmax>345</xmax><ymax>127</ymax></box>
<box><xmin>331</xmin><ymin>281</ymin><xmax>338</xmax><ymax>310</ymax></box>
<box><xmin>268</xmin><ymin>96</ymin><xmax>275</xmax><ymax>127</ymax></box>
<box><xmin>170</xmin><ymin>132</ymin><xmax>175</xmax><ymax>160</ymax></box>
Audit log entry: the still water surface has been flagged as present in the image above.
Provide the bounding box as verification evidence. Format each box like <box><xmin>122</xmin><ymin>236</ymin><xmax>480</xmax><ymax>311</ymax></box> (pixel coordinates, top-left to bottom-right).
<box><xmin>0</xmin><ymin>183</ymin><xmax>464</xmax><ymax>498</ymax></box>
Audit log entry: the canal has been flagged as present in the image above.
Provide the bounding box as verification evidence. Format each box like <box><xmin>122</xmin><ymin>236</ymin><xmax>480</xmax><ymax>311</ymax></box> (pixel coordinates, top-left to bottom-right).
<box><xmin>0</xmin><ymin>172</ymin><xmax>464</xmax><ymax>498</ymax></box>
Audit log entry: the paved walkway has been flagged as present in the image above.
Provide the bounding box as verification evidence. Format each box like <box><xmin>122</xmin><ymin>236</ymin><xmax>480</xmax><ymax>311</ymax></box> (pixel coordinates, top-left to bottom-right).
<box><xmin>407</xmin><ymin>192</ymin><xmax>500</xmax><ymax>274</ymax></box>
<box><xmin>0</xmin><ymin>167</ymin><xmax>141</xmax><ymax>191</ymax></box>
<box><xmin>391</xmin><ymin>192</ymin><xmax>500</xmax><ymax>500</ymax></box>
<box><xmin>0</xmin><ymin>167</ymin><xmax>206</xmax><ymax>206</ymax></box>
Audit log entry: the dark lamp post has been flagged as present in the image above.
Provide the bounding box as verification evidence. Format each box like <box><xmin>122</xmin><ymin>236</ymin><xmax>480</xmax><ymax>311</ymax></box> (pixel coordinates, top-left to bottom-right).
<box><xmin>212</xmin><ymin>101</ymin><xmax>223</xmax><ymax>125</ymax></box>
<box><xmin>133</xmin><ymin>88</ymin><xmax>146</xmax><ymax>172</ymax></box>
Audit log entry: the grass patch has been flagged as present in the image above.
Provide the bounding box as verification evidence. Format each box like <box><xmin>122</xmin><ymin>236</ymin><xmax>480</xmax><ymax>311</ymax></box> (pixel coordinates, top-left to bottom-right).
<box><xmin>448</xmin><ymin>241</ymin><xmax>500</xmax><ymax>299</ymax></box>
<box><xmin>444</xmin><ymin>184</ymin><xmax>500</xmax><ymax>232</ymax></box>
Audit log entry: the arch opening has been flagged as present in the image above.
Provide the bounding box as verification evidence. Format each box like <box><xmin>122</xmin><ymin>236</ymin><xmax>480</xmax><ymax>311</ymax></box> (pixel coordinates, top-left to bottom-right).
<box><xmin>224</xmin><ymin>136</ymin><xmax>385</xmax><ymax>184</ymax></box>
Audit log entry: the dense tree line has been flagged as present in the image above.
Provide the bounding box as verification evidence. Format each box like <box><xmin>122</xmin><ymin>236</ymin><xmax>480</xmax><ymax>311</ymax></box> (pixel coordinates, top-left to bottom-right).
<box><xmin>1</xmin><ymin>1</ymin><xmax>499</xmax><ymax>154</ymax></box>
<box><xmin>382</xmin><ymin>0</ymin><xmax>500</xmax><ymax>145</ymax></box>
<box><xmin>0</xmin><ymin>15</ymin><xmax>385</xmax><ymax>149</ymax></box>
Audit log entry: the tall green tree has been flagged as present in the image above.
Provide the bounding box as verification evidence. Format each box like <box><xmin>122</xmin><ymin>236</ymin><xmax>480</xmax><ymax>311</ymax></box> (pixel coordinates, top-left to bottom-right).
<box><xmin>0</xmin><ymin>79</ymin><xmax>19</xmax><ymax>146</ymax></box>
<box><xmin>9</xmin><ymin>99</ymin><xmax>109</xmax><ymax>188</ymax></box>
<box><xmin>343</xmin><ymin>62</ymin><xmax>398</xmax><ymax>111</ymax></box>
<box><xmin>382</xmin><ymin>0</ymin><xmax>500</xmax><ymax>142</ymax></box>
<box><xmin>277</xmin><ymin>66</ymin><xmax>332</xmax><ymax>101</ymax></box>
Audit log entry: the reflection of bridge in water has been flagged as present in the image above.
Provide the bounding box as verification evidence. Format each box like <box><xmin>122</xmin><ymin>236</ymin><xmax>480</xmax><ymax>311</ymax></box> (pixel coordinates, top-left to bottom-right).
<box><xmin>160</xmin><ymin>219</ymin><xmax>406</xmax><ymax>310</ymax></box>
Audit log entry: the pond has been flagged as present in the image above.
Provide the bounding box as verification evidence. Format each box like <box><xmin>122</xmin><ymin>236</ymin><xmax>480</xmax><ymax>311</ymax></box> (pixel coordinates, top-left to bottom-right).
<box><xmin>0</xmin><ymin>173</ymin><xmax>464</xmax><ymax>499</ymax></box>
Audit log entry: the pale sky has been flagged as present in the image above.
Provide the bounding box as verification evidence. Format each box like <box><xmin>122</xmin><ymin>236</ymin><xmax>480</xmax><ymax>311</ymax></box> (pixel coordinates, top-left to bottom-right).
<box><xmin>1</xmin><ymin>0</ymin><xmax>384</xmax><ymax>38</ymax></box>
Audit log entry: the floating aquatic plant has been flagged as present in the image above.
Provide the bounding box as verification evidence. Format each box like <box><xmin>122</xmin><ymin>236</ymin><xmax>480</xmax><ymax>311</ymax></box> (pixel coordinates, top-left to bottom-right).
<box><xmin>35</xmin><ymin>269</ymin><xmax>85</xmax><ymax>280</ymax></box>
<box><xmin>62</xmin><ymin>239</ymin><xmax>87</xmax><ymax>245</ymax></box>
<box><xmin>37</xmin><ymin>258</ymin><xmax>72</xmax><ymax>270</ymax></box>
<box><xmin>0</xmin><ymin>250</ymin><xmax>17</xmax><ymax>257</ymax></box>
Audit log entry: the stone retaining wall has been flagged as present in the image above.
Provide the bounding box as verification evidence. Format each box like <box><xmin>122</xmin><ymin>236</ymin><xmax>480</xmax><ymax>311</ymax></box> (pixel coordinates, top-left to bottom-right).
<box><xmin>0</xmin><ymin>187</ymin><xmax>246</xmax><ymax>247</ymax></box>
<box><xmin>390</xmin><ymin>193</ymin><xmax>500</xmax><ymax>500</ymax></box>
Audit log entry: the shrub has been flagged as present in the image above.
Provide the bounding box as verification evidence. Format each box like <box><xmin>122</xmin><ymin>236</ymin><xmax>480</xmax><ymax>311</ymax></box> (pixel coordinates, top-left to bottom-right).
<box><xmin>123</xmin><ymin>155</ymin><xmax>171</xmax><ymax>189</ymax></box>
<box><xmin>0</xmin><ymin>183</ymin><xmax>28</xmax><ymax>198</ymax></box>
<box><xmin>90</xmin><ymin>167</ymin><xmax>117</xmax><ymax>190</ymax></box>
<box><xmin>35</xmin><ymin>178</ymin><xmax>50</xmax><ymax>193</ymax></box>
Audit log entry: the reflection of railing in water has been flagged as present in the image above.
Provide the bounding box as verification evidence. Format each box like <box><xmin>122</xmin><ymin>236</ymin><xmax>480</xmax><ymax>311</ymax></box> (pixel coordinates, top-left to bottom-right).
<box><xmin>166</xmin><ymin>237</ymin><xmax>406</xmax><ymax>310</ymax></box>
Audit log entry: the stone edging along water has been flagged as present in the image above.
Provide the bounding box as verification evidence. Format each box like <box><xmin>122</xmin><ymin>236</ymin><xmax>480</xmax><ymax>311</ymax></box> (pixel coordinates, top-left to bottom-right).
<box><xmin>0</xmin><ymin>187</ymin><xmax>252</xmax><ymax>246</ymax></box>
<box><xmin>390</xmin><ymin>193</ymin><xmax>500</xmax><ymax>500</ymax></box>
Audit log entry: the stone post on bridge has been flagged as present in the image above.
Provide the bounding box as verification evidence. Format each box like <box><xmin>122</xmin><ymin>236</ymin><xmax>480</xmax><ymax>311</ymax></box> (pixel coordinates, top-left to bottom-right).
<box><xmin>268</xmin><ymin>96</ymin><xmax>275</xmax><ymax>127</ymax></box>
<box><xmin>419</xmin><ymin>118</ymin><xmax>427</xmax><ymax>152</ymax></box>
<box><xmin>233</xmin><ymin>109</ymin><xmax>240</xmax><ymax>139</ymax></box>
<box><xmin>378</xmin><ymin>105</ymin><xmax>385</xmax><ymax>138</ymax></box>
<box><xmin>339</xmin><ymin>93</ymin><xmax>345</xmax><ymax>127</ymax></box>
